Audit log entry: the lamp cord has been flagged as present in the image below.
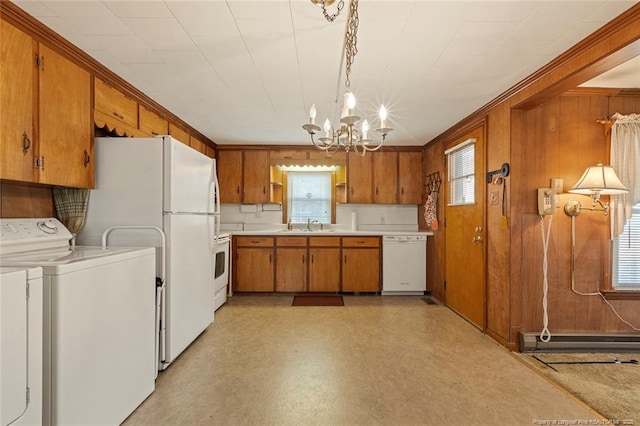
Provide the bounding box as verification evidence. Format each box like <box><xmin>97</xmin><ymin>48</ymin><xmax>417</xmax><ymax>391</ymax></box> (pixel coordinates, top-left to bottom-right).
<box><xmin>539</xmin><ymin>215</ymin><xmax>553</xmax><ymax>342</ymax></box>
<box><xmin>569</xmin><ymin>216</ymin><xmax>640</xmax><ymax>331</ymax></box>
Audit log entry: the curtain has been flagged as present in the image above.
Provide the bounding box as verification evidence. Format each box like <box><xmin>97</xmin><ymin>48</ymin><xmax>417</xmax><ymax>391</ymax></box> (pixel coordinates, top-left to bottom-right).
<box><xmin>610</xmin><ymin>112</ymin><xmax>640</xmax><ymax>238</ymax></box>
<box><xmin>53</xmin><ymin>187</ymin><xmax>90</xmax><ymax>246</ymax></box>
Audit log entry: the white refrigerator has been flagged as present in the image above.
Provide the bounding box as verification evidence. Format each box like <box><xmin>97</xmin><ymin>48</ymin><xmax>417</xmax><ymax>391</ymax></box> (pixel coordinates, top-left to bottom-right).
<box><xmin>77</xmin><ymin>136</ymin><xmax>220</xmax><ymax>370</ymax></box>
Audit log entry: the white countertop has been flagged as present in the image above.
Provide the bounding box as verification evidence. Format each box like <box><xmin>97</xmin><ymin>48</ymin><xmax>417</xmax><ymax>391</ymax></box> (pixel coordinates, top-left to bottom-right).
<box><xmin>227</xmin><ymin>229</ymin><xmax>434</xmax><ymax>237</ymax></box>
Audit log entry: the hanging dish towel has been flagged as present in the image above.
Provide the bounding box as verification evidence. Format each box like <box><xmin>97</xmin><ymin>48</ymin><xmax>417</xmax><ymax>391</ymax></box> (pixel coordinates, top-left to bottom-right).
<box><xmin>424</xmin><ymin>190</ymin><xmax>438</xmax><ymax>230</ymax></box>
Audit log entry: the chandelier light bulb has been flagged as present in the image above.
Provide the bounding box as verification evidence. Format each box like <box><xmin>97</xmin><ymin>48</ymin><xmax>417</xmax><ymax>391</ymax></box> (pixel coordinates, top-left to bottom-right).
<box><xmin>362</xmin><ymin>119</ymin><xmax>369</xmax><ymax>139</ymax></box>
<box><xmin>379</xmin><ymin>105</ymin><xmax>388</xmax><ymax>128</ymax></box>
<box><xmin>323</xmin><ymin>118</ymin><xmax>332</xmax><ymax>137</ymax></box>
<box><xmin>348</xmin><ymin>92</ymin><xmax>356</xmax><ymax>109</ymax></box>
<box><xmin>309</xmin><ymin>104</ymin><xmax>317</xmax><ymax>125</ymax></box>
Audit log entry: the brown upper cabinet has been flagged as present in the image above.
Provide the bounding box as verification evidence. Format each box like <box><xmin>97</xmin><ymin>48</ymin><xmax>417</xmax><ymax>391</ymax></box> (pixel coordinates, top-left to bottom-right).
<box><xmin>94</xmin><ymin>78</ymin><xmax>138</xmax><ymax>131</ymax></box>
<box><xmin>348</xmin><ymin>150</ymin><xmax>423</xmax><ymax>205</ymax></box>
<box><xmin>139</xmin><ymin>105</ymin><xmax>168</xmax><ymax>137</ymax></box>
<box><xmin>168</xmin><ymin>123</ymin><xmax>190</xmax><ymax>146</ymax></box>
<box><xmin>217</xmin><ymin>150</ymin><xmax>243</xmax><ymax>203</ymax></box>
<box><xmin>189</xmin><ymin>135</ymin><xmax>207</xmax><ymax>155</ymax></box>
<box><xmin>243</xmin><ymin>151</ymin><xmax>270</xmax><ymax>203</ymax></box>
<box><xmin>1</xmin><ymin>19</ymin><xmax>35</xmax><ymax>183</ymax></box>
<box><xmin>347</xmin><ymin>153</ymin><xmax>373</xmax><ymax>203</ymax></box>
<box><xmin>1</xmin><ymin>20</ymin><xmax>93</xmax><ymax>188</ymax></box>
<box><xmin>372</xmin><ymin>151</ymin><xmax>398</xmax><ymax>204</ymax></box>
<box><xmin>398</xmin><ymin>152</ymin><xmax>423</xmax><ymax>204</ymax></box>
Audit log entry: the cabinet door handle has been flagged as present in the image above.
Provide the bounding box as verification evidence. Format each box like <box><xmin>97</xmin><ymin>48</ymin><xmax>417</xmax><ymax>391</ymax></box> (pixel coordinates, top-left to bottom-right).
<box><xmin>401</xmin><ymin>187</ymin><xmax>404</xmax><ymax>196</ymax></box>
<box><xmin>302</xmin><ymin>255</ymin><xmax>305</xmax><ymax>264</ymax></box>
<box><xmin>236</xmin><ymin>186</ymin><xmax>240</xmax><ymax>194</ymax></box>
<box><xmin>376</xmin><ymin>187</ymin><xmax>379</xmax><ymax>195</ymax></box>
<box><xmin>344</xmin><ymin>255</ymin><xmax>347</xmax><ymax>264</ymax></box>
<box><xmin>263</xmin><ymin>186</ymin><xmax>266</xmax><ymax>194</ymax></box>
<box><xmin>151</xmin><ymin>131</ymin><xmax>159</xmax><ymax>136</ymax></box>
<box><xmin>112</xmin><ymin>111</ymin><xmax>124</xmax><ymax>120</ymax></box>
<box><xmin>350</xmin><ymin>187</ymin><xmax>354</xmax><ymax>195</ymax></box>
<box><xmin>269</xmin><ymin>254</ymin><xmax>272</xmax><ymax>264</ymax></box>
<box><xmin>84</xmin><ymin>150</ymin><xmax>91</xmax><ymax>168</ymax></box>
<box><xmin>22</xmin><ymin>132</ymin><xmax>31</xmax><ymax>154</ymax></box>
<box><xmin>311</xmin><ymin>254</ymin><xmax>314</xmax><ymax>263</ymax></box>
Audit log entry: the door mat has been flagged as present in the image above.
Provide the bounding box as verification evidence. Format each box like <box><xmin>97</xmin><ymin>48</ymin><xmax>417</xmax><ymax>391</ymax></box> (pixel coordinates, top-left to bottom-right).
<box><xmin>292</xmin><ymin>295</ymin><xmax>344</xmax><ymax>306</ymax></box>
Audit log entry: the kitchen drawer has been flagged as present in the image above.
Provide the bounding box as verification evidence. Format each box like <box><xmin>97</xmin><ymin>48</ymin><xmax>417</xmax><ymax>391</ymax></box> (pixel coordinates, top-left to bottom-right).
<box><xmin>235</xmin><ymin>236</ymin><xmax>274</xmax><ymax>247</ymax></box>
<box><xmin>342</xmin><ymin>237</ymin><xmax>380</xmax><ymax>248</ymax></box>
<box><xmin>276</xmin><ymin>236</ymin><xmax>307</xmax><ymax>247</ymax></box>
<box><xmin>139</xmin><ymin>105</ymin><xmax>168</xmax><ymax>136</ymax></box>
<box><xmin>309</xmin><ymin>236</ymin><xmax>341</xmax><ymax>247</ymax></box>
<box><xmin>94</xmin><ymin>78</ymin><xmax>138</xmax><ymax>128</ymax></box>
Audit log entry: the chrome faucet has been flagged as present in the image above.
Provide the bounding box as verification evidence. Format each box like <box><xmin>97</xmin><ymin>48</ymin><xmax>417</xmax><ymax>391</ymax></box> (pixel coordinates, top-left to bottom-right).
<box><xmin>310</xmin><ymin>220</ymin><xmax>323</xmax><ymax>231</ymax></box>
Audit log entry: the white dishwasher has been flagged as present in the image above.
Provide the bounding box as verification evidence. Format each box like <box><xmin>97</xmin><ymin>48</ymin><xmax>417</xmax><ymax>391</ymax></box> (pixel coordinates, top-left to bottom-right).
<box><xmin>382</xmin><ymin>235</ymin><xmax>427</xmax><ymax>295</ymax></box>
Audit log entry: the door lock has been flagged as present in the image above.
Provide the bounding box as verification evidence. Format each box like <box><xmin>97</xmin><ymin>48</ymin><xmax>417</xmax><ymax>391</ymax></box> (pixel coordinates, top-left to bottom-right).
<box><xmin>472</xmin><ymin>236</ymin><xmax>483</xmax><ymax>243</ymax></box>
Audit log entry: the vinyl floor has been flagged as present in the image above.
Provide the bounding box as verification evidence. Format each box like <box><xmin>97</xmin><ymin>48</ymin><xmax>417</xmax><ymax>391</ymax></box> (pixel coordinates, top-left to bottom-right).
<box><xmin>123</xmin><ymin>295</ymin><xmax>601</xmax><ymax>426</ymax></box>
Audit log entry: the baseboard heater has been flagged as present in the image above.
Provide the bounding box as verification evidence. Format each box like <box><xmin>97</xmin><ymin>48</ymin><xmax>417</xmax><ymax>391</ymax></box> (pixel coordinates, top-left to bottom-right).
<box><xmin>519</xmin><ymin>332</ymin><xmax>640</xmax><ymax>352</ymax></box>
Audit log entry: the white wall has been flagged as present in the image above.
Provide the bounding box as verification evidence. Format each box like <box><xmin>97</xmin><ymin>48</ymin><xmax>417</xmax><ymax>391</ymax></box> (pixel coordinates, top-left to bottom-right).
<box><xmin>220</xmin><ymin>203</ymin><xmax>418</xmax><ymax>232</ymax></box>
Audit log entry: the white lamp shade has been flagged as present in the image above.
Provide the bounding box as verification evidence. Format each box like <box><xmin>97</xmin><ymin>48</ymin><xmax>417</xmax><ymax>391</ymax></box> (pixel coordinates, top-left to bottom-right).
<box><xmin>568</xmin><ymin>162</ymin><xmax>629</xmax><ymax>195</ymax></box>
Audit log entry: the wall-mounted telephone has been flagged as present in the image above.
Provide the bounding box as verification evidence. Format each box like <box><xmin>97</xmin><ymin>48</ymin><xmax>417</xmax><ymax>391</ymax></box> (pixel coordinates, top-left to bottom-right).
<box><xmin>538</xmin><ymin>188</ymin><xmax>556</xmax><ymax>215</ymax></box>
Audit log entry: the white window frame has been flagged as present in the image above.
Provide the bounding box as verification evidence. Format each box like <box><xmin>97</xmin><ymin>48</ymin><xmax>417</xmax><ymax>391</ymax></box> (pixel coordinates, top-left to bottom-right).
<box><xmin>445</xmin><ymin>138</ymin><xmax>476</xmax><ymax>206</ymax></box>
<box><xmin>286</xmin><ymin>171</ymin><xmax>332</xmax><ymax>224</ymax></box>
<box><xmin>612</xmin><ymin>202</ymin><xmax>640</xmax><ymax>290</ymax></box>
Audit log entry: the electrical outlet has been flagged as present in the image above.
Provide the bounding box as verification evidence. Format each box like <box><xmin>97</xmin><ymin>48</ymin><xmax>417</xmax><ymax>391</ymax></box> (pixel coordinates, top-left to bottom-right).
<box><xmin>490</xmin><ymin>191</ymin><xmax>500</xmax><ymax>205</ymax></box>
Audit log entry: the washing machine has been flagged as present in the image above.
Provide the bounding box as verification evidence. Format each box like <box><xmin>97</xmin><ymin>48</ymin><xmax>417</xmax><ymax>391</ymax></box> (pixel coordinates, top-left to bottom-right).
<box><xmin>0</xmin><ymin>266</ymin><xmax>42</xmax><ymax>426</ymax></box>
<box><xmin>0</xmin><ymin>218</ymin><xmax>156</xmax><ymax>426</ymax></box>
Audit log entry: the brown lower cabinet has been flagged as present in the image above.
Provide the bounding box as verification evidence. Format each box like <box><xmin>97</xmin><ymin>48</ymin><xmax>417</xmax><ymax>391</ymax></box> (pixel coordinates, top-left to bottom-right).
<box><xmin>341</xmin><ymin>237</ymin><xmax>381</xmax><ymax>292</ymax></box>
<box><xmin>308</xmin><ymin>237</ymin><xmax>341</xmax><ymax>292</ymax></box>
<box><xmin>234</xmin><ymin>237</ymin><xmax>274</xmax><ymax>292</ymax></box>
<box><xmin>275</xmin><ymin>237</ymin><xmax>307</xmax><ymax>292</ymax></box>
<box><xmin>233</xmin><ymin>235</ymin><xmax>380</xmax><ymax>293</ymax></box>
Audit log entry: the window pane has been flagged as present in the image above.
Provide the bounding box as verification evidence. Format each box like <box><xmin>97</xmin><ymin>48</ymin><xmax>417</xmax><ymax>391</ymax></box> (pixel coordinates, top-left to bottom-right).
<box><xmin>287</xmin><ymin>172</ymin><xmax>331</xmax><ymax>223</ymax></box>
<box><xmin>613</xmin><ymin>202</ymin><xmax>640</xmax><ymax>289</ymax></box>
<box><xmin>447</xmin><ymin>143</ymin><xmax>475</xmax><ymax>205</ymax></box>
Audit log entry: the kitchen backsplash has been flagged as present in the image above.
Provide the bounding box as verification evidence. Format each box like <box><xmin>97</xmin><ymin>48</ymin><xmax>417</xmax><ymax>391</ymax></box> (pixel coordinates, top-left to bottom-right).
<box><xmin>220</xmin><ymin>204</ymin><xmax>418</xmax><ymax>232</ymax></box>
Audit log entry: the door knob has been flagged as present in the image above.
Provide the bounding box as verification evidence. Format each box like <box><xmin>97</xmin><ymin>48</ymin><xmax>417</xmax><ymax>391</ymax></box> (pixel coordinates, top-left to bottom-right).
<box><xmin>472</xmin><ymin>236</ymin><xmax>483</xmax><ymax>243</ymax></box>
<box><xmin>474</xmin><ymin>226</ymin><xmax>483</xmax><ymax>232</ymax></box>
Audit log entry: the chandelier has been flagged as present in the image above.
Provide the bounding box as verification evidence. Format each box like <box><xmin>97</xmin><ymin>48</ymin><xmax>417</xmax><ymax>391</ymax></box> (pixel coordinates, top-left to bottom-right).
<box><xmin>302</xmin><ymin>0</ymin><xmax>392</xmax><ymax>157</ymax></box>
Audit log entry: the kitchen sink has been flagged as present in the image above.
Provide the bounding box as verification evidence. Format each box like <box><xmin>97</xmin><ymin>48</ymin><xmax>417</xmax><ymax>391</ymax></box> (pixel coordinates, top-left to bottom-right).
<box><xmin>278</xmin><ymin>229</ymin><xmax>337</xmax><ymax>233</ymax></box>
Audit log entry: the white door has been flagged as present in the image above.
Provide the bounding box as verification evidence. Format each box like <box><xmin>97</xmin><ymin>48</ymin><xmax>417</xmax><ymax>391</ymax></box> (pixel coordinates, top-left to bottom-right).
<box><xmin>163</xmin><ymin>213</ymin><xmax>214</xmax><ymax>364</ymax></box>
<box><xmin>163</xmin><ymin>137</ymin><xmax>213</xmax><ymax>214</ymax></box>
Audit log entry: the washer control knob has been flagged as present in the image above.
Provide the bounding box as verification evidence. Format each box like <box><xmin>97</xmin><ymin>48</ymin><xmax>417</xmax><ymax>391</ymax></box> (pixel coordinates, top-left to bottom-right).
<box><xmin>37</xmin><ymin>220</ymin><xmax>59</xmax><ymax>234</ymax></box>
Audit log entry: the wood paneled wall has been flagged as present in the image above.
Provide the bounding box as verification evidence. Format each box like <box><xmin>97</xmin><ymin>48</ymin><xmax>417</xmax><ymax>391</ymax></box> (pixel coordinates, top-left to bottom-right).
<box><xmin>424</xmin><ymin>4</ymin><xmax>640</xmax><ymax>350</ymax></box>
<box><xmin>0</xmin><ymin>181</ymin><xmax>54</xmax><ymax>218</ymax></box>
<box><xmin>509</xmin><ymin>93</ymin><xmax>640</xmax><ymax>345</ymax></box>
<box><xmin>423</xmin><ymin>143</ymin><xmax>445</xmax><ymax>300</ymax></box>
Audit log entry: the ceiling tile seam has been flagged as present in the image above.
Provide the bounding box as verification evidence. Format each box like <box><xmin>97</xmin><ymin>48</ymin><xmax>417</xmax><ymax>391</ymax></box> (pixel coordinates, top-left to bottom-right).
<box><xmin>428</xmin><ymin>2</ymin><xmax>476</xmax><ymax>76</ymax></box>
<box><xmin>379</xmin><ymin>0</ymin><xmax>417</xmax><ymax>89</ymax></box>
<box><xmin>158</xmin><ymin>0</ymin><xmax>244</xmax><ymax>118</ymax></box>
<box><xmin>224</xmin><ymin>0</ymin><xmax>280</xmax><ymax>122</ymax></box>
<box><xmin>289</xmin><ymin>0</ymin><xmax>309</xmax><ymax>124</ymax></box>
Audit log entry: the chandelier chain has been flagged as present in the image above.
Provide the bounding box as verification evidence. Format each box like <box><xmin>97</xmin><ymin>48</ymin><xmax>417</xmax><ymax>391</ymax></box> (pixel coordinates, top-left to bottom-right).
<box><xmin>302</xmin><ymin>0</ymin><xmax>390</xmax><ymax>157</ymax></box>
<box><xmin>320</xmin><ymin>0</ymin><xmax>345</xmax><ymax>23</ymax></box>
<box><xmin>343</xmin><ymin>0</ymin><xmax>359</xmax><ymax>92</ymax></box>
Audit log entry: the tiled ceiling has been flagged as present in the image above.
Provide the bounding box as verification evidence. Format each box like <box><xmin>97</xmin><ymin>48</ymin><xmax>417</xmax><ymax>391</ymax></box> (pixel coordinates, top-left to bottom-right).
<box><xmin>14</xmin><ymin>0</ymin><xmax>638</xmax><ymax>146</ymax></box>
